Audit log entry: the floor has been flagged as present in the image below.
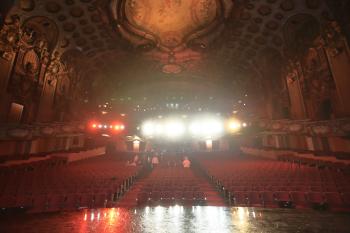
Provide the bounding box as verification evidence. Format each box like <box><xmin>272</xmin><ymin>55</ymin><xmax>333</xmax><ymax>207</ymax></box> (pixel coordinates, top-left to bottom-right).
<box><xmin>1</xmin><ymin>206</ymin><xmax>349</xmax><ymax>233</ymax></box>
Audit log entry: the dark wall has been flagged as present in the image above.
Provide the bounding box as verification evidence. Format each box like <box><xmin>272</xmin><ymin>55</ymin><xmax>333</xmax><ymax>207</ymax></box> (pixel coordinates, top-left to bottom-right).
<box><xmin>326</xmin><ymin>0</ymin><xmax>350</xmax><ymax>44</ymax></box>
<box><xmin>0</xmin><ymin>0</ymin><xmax>15</xmax><ymax>28</ymax></box>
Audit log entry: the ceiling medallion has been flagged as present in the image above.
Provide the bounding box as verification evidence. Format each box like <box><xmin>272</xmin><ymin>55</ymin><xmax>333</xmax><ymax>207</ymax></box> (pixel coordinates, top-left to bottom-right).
<box><xmin>110</xmin><ymin>0</ymin><xmax>233</xmax><ymax>74</ymax></box>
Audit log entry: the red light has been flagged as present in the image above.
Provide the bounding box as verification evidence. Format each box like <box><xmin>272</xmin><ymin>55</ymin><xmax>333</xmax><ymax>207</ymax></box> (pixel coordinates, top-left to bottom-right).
<box><xmin>120</xmin><ymin>125</ymin><xmax>125</xmax><ymax>130</ymax></box>
<box><xmin>114</xmin><ymin>125</ymin><xmax>120</xmax><ymax>130</ymax></box>
<box><xmin>92</xmin><ymin>124</ymin><xmax>97</xmax><ymax>128</ymax></box>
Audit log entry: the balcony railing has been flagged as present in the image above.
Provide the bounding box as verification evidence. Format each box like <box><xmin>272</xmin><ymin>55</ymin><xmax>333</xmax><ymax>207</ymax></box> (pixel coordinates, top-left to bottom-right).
<box><xmin>0</xmin><ymin>122</ymin><xmax>86</xmax><ymax>140</ymax></box>
<box><xmin>257</xmin><ymin>118</ymin><xmax>350</xmax><ymax>137</ymax></box>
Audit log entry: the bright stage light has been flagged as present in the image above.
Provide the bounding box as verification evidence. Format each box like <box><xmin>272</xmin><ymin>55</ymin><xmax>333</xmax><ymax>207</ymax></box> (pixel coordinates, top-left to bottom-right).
<box><xmin>154</xmin><ymin>123</ymin><xmax>163</xmax><ymax>135</ymax></box>
<box><xmin>227</xmin><ymin>118</ymin><xmax>241</xmax><ymax>132</ymax></box>
<box><xmin>189</xmin><ymin>122</ymin><xmax>201</xmax><ymax>136</ymax></box>
<box><xmin>164</xmin><ymin>120</ymin><xmax>185</xmax><ymax>138</ymax></box>
<box><xmin>141</xmin><ymin>121</ymin><xmax>155</xmax><ymax>136</ymax></box>
<box><xmin>141</xmin><ymin>115</ymin><xmax>224</xmax><ymax>140</ymax></box>
<box><xmin>205</xmin><ymin>119</ymin><xmax>224</xmax><ymax>135</ymax></box>
<box><xmin>189</xmin><ymin>117</ymin><xmax>224</xmax><ymax>139</ymax></box>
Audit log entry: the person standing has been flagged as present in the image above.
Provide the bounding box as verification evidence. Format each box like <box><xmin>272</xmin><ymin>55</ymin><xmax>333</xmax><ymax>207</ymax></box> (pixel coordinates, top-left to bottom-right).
<box><xmin>182</xmin><ymin>156</ymin><xmax>191</xmax><ymax>168</ymax></box>
<box><xmin>151</xmin><ymin>154</ymin><xmax>159</xmax><ymax>168</ymax></box>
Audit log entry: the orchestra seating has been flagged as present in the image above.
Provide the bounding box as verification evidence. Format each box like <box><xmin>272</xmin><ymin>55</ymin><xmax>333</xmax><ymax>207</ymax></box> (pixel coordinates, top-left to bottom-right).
<box><xmin>198</xmin><ymin>155</ymin><xmax>350</xmax><ymax>211</ymax></box>
<box><xmin>0</xmin><ymin>155</ymin><xmax>140</xmax><ymax>213</ymax></box>
<box><xmin>135</xmin><ymin>167</ymin><xmax>206</xmax><ymax>206</ymax></box>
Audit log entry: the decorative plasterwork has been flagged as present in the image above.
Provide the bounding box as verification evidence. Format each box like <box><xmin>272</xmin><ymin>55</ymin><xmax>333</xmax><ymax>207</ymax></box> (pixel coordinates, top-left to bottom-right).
<box><xmin>258</xmin><ymin>118</ymin><xmax>350</xmax><ymax>137</ymax></box>
<box><xmin>110</xmin><ymin>0</ymin><xmax>233</xmax><ymax>73</ymax></box>
<box><xmin>1</xmin><ymin>122</ymin><xmax>86</xmax><ymax>140</ymax></box>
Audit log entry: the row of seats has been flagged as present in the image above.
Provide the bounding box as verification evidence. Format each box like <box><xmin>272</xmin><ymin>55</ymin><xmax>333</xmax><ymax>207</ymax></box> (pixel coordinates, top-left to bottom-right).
<box><xmin>0</xmin><ymin>146</ymin><xmax>99</xmax><ymax>165</ymax></box>
<box><xmin>227</xmin><ymin>191</ymin><xmax>349</xmax><ymax>211</ymax></box>
<box><xmin>0</xmin><ymin>155</ymin><xmax>140</xmax><ymax>213</ymax></box>
<box><xmin>0</xmin><ymin>192</ymin><xmax>114</xmax><ymax>213</ymax></box>
<box><xmin>136</xmin><ymin>167</ymin><xmax>208</xmax><ymax>206</ymax></box>
<box><xmin>0</xmin><ymin>156</ymin><xmax>67</xmax><ymax>174</ymax></box>
<box><xmin>278</xmin><ymin>153</ymin><xmax>350</xmax><ymax>170</ymax></box>
<box><xmin>225</xmin><ymin>184</ymin><xmax>350</xmax><ymax>193</ymax></box>
<box><xmin>143</xmin><ymin>185</ymin><xmax>201</xmax><ymax>192</ymax></box>
<box><xmin>137</xmin><ymin>191</ymin><xmax>206</xmax><ymax>206</ymax></box>
<box><xmin>198</xmin><ymin>155</ymin><xmax>350</xmax><ymax>211</ymax></box>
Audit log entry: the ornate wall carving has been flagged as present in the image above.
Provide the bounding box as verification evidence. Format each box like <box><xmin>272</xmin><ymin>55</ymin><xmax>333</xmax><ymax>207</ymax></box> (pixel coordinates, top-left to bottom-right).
<box><xmin>0</xmin><ymin>15</ymin><xmax>61</xmax><ymax>123</ymax></box>
<box><xmin>283</xmin><ymin>16</ymin><xmax>342</xmax><ymax>120</ymax></box>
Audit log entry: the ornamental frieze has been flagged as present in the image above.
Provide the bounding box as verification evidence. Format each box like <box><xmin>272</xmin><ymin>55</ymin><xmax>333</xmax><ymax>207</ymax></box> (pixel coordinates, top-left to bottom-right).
<box><xmin>257</xmin><ymin>118</ymin><xmax>350</xmax><ymax>137</ymax></box>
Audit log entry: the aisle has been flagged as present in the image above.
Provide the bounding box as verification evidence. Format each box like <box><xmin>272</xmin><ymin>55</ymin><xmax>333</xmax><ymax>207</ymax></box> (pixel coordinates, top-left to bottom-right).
<box><xmin>195</xmin><ymin>175</ymin><xmax>226</xmax><ymax>206</ymax></box>
<box><xmin>115</xmin><ymin>180</ymin><xmax>148</xmax><ymax>207</ymax></box>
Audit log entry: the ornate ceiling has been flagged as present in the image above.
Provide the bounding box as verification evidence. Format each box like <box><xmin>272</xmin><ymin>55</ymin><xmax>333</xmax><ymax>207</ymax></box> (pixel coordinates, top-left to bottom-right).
<box><xmin>123</xmin><ymin>0</ymin><xmax>219</xmax><ymax>48</ymax></box>
<box><xmin>0</xmin><ymin>0</ymin><xmax>341</xmax><ymax>101</ymax></box>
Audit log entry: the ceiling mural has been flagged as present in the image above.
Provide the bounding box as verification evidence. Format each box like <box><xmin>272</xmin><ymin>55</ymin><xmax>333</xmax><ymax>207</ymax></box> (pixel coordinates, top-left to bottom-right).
<box><xmin>0</xmin><ymin>0</ymin><xmax>345</xmax><ymax>101</ymax></box>
<box><xmin>124</xmin><ymin>0</ymin><xmax>218</xmax><ymax>48</ymax></box>
<box><xmin>110</xmin><ymin>0</ymin><xmax>233</xmax><ymax>74</ymax></box>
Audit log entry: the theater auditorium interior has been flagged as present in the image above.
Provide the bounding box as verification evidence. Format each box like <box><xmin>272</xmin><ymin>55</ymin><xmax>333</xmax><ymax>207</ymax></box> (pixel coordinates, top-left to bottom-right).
<box><xmin>1</xmin><ymin>0</ymin><xmax>350</xmax><ymax>232</ymax></box>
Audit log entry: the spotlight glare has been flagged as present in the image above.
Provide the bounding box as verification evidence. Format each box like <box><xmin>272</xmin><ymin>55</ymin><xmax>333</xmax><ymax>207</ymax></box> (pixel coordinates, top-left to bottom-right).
<box><xmin>228</xmin><ymin>118</ymin><xmax>241</xmax><ymax>132</ymax></box>
<box><xmin>155</xmin><ymin>124</ymin><xmax>163</xmax><ymax>135</ymax></box>
<box><xmin>189</xmin><ymin>122</ymin><xmax>201</xmax><ymax>135</ymax></box>
<box><xmin>164</xmin><ymin>120</ymin><xmax>185</xmax><ymax>138</ymax></box>
<box><xmin>141</xmin><ymin>115</ymin><xmax>224</xmax><ymax>140</ymax></box>
<box><xmin>141</xmin><ymin>122</ymin><xmax>155</xmax><ymax>136</ymax></box>
<box><xmin>189</xmin><ymin>117</ymin><xmax>224</xmax><ymax>138</ymax></box>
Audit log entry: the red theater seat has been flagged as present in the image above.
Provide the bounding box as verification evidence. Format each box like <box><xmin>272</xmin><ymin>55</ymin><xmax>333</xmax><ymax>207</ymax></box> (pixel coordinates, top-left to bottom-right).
<box><xmin>150</xmin><ymin>191</ymin><xmax>161</xmax><ymax>204</ymax></box>
<box><xmin>324</xmin><ymin>192</ymin><xmax>345</xmax><ymax>211</ymax></box>
<box><xmin>307</xmin><ymin>192</ymin><xmax>325</xmax><ymax>208</ymax></box>
<box><xmin>137</xmin><ymin>192</ymin><xmax>149</xmax><ymax>205</ymax></box>
<box><xmin>63</xmin><ymin>194</ymin><xmax>80</xmax><ymax>210</ymax></box>
<box><xmin>174</xmin><ymin>191</ymin><xmax>183</xmax><ymax>202</ymax></box>
<box><xmin>0</xmin><ymin>194</ymin><xmax>17</xmax><ymax>208</ymax></box>
<box><xmin>275</xmin><ymin>192</ymin><xmax>291</xmax><ymax>202</ymax></box>
<box><xmin>93</xmin><ymin>193</ymin><xmax>108</xmax><ymax>208</ymax></box>
<box><xmin>290</xmin><ymin>192</ymin><xmax>307</xmax><ymax>208</ymax></box>
<box><xmin>30</xmin><ymin>195</ymin><xmax>48</xmax><ymax>213</ymax></box>
<box><xmin>233</xmin><ymin>192</ymin><xmax>248</xmax><ymax>206</ymax></box>
<box><xmin>261</xmin><ymin>192</ymin><xmax>278</xmax><ymax>208</ymax></box>
<box><xmin>307</xmin><ymin>192</ymin><xmax>324</xmax><ymax>202</ymax></box>
<box><xmin>247</xmin><ymin>192</ymin><xmax>262</xmax><ymax>207</ymax></box>
<box><xmin>342</xmin><ymin>193</ymin><xmax>350</xmax><ymax>209</ymax></box>
<box><xmin>15</xmin><ymin>195</ymin><xmax>33</xmax><ymax>208</ymax></box>
<box><xmin>182</xmin><ymin>191</ymin><xmax>194</xmax><ymax>205</ymax></box>
<box><xmin>47</xmin><ymin>195</ymin><xmax>65</xmax><ymax>211</ymax></box>
<box><xmin>310</xmin><ymin>186</ymin><xmax>323</xmax><ymax>192</ymax></box>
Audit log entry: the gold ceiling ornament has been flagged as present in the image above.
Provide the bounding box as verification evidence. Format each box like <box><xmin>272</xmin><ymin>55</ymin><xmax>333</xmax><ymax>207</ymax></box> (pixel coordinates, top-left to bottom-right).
<box><xmin>110</xmin><ymin>0</ymin><xmax>233</xmax><ymax>73</ymax></box>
